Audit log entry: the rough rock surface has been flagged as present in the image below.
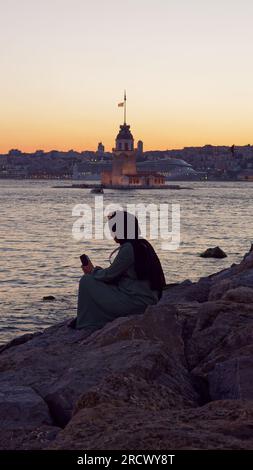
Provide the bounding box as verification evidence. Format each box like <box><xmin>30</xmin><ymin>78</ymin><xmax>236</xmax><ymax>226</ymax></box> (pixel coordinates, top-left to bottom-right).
<box><xmin>1</xmin><ymin>245</ymin><xmax>253</xmax><ymax>450</ymax></box>
<box><xmin>200</xmin><ymin>246</ymin><xmax>227</xmax><ymax>259</ymax></box>
<box><xmin>209</xmin><ymin>356</ymin><xmax>253</xmax><ymax>401</ymax></box>
<box><xmin>51</xmin><ymin>400</ymin><xmax>253</xmax><ymax>450</ymax></box>
<box><xmin>0</xmin><ymin>383</ymin><xmax>52</xmax><ymax>429</ymax></box>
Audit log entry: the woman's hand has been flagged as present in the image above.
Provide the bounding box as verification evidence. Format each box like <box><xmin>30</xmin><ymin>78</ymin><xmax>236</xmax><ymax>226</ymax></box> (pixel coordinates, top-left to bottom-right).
<box><xmin>81</xmin><ymin>260</ymin><xmax>94</xmax><ymax>274</ymax></box>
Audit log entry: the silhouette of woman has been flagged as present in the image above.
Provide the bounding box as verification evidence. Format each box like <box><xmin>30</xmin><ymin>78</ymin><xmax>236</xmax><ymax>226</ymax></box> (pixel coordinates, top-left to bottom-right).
<box><xmin>74</xmin><ymin>211</ymin><xmax>165</xmax><ymax>331</ymax></box>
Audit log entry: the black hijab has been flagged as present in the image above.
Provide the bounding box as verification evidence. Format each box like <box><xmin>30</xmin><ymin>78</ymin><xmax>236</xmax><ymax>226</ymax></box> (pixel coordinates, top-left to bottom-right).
<box><xmin>109</xmin><ymin>211</ymin><xmax>166</xmax><ymax>299</ymax></box>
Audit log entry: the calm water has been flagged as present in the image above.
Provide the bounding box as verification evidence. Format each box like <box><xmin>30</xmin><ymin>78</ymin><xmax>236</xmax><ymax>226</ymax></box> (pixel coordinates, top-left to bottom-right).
<box><xmin>0</xmin><ymin>179</ymin><xmax>252</xmax><ymax>345</ymax></box>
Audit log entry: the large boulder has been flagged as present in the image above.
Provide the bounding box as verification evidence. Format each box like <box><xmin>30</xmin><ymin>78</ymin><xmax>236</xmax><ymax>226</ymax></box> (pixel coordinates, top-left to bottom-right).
<box><xmin>184</xmin><ymin>300</ymin><xmax>253</xmax><ymax>375</ymax></box>
<box><xmin>221</xmin><ymin>286</ymin><xmax>253</xmax><ymax>303</ymax></box>
<box><xmin>0</xmin><ymin>383</ymin><xmax>59</xmax><ymax>450</ymax></box>
<box><xmin>50</xmin><ymin>400</ymin><xmax>253</xmax><ymax>450</ymax></box>
<box><xmin>162</xmin><ymin>279</ymin><xmax>211</xmax><ymax>304</ymax></box>
<box><xmin>177</xmin><ymin>246</ymin><xmax>253</xmax><ymax>380</ymax></box>
<box><xmin>0</xmin><ymin>305</ymin><xmax>198</xmax><ymax>448</ymax></box>
<box><xmin>1</xmin><ymin>245</ymin><xmax>253</xmax><ymax>450</ymax></box>
<box><xmin>0</xmin><ymin>383</ymin><xmax>52</xmax><ymax>430</ymax></box>
<box><xmin>208</xmin><ymin>244</ymin><xmax>253</xmax><ymax>300</ymax></box>
<box><xmin>209</xmin><ymin>356</ymin><xmax>253</xmax><ymax>401</ymax></box>
<box><xmin>209</xmin><ymin>271</ymin><xmax>253</xmax><ymax>300</ymax></box>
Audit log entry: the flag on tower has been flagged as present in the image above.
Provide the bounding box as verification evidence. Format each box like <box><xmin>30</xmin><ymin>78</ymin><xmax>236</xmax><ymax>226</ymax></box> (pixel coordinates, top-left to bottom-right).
<box><xmin>118</xmin><ymin>102</ymin><xmax>124</xmax><ymax>107</ymax></box>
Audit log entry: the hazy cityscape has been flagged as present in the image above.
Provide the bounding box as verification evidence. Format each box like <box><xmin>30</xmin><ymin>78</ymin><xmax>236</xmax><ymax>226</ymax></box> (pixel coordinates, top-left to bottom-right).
<box><xmin>1</xmin><ymin>142</ymin><xmax>253</xmax><ymax>181</ymax></box>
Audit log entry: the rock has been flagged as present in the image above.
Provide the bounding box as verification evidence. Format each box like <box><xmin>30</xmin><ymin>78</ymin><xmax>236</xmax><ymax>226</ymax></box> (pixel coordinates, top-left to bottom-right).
<box><xmin>1</xmin><ymin>246</ymin><xmax>253</xmax><ymax>450</ymax></box>
<box><xmin>200</xmin><ymin>246</ymin><xmax>227</xmax><ymax>259</ymax></box>
<box><xmin>221</xmin><ymin>286</ymin><xmax>253</xmax><ymax>303</ymax></box>
<box><xmin>209</xmin><ymin>270</ymin><xmax>253</xmax><ymax>300</ymax></box>
<box><xmin>74</xmin><ymin>372</ymin><xmax>191</xmax><ymax>414</ymax></box>
<box><xmin>43</xmin><ymin>296</ymin><xmax>56</xmax><ymax>301</ymax></box>
<box><xmin>0</xmin><ymin>426</ymin><xmax>60</xmax><ymax>450</ymax></box>
<box><xmin>0</xmin><ymin>331</ymin><xmax>42</xmax><ymax>354</ymax></box>
<box><xmin>0</xmin><ymin>383</ymin><xmax>52</xmax><ymax>429</ymax></box>
<box><xmin>0</xmin><ymin>305</ymin><xmax>198</xmax><ymax>443</ymax></box>
<box><xmin>208</xmin><ymin>244</ymin><xmax>253</xmax><ymax>283</ymax></box>
<box><xmin>161</xmin><ymin>278</ymin><xmax>211</xmax><ymax>304</ymax></box>
<box><xmin>209</xmin><ymin>356</ymin><xmax>253</xmax><ymax>401</ymax></box>
<box><xmin>184</xmin><ymin>300</ymin><xmax>253</xmax><ymax>375</ymax></box>
<box><xmin>50</xmin><ymin>400</ymin><xmax>253</xmax><ymax>450</ymax></box>
<box><xmin>208</xmin><ymin>279</ymin><xmax>235</xmax><ymax>300</ymax></box>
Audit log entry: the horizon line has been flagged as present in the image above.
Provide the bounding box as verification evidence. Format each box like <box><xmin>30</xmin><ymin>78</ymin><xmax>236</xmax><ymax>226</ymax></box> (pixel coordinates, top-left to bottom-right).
<box><xmin>1</xmin><ymin>143</ymin><xmax>253</xmax><ymax>155</ymax></box>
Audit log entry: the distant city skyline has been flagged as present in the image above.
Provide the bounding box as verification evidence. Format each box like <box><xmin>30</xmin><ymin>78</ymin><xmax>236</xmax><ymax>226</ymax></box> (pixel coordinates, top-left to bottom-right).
<box><xmin>0</xmin><ymin>0</ymin><xmax>253</xmax><ymax>152</ymax></box>
<box><xmin>1</xmin><ymin>142</ymin><xmax>253</xmax><ymax>156</ymax></box>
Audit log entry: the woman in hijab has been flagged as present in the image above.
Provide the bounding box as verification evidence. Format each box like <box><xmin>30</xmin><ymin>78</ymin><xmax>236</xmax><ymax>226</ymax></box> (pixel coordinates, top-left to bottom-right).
<box><xmin>74</xmin><ymin>210</ymin><xmax>165</xmax><ymax>331</ymax></box>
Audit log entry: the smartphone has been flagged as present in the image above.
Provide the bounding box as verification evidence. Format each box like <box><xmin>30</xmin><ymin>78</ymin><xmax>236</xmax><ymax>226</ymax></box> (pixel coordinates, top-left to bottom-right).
<box><xmin>80</xmin><ymin>254</ymin><xmax>90</xmax><ymax>266</ymax></box>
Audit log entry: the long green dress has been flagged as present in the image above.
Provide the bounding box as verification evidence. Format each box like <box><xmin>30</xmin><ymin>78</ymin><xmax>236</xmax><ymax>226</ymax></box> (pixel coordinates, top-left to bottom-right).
<box><xmin>76</xmin><ymin>242</ymin><xmax>159</xmax><ymax>330</ymax></box>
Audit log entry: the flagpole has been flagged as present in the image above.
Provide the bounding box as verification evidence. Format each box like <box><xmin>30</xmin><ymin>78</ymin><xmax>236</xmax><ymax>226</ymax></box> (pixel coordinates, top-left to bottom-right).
<box><xmin>124</xmin><ymin>90</ymin><xmax>127</xmax><ymax>124</ymax></box>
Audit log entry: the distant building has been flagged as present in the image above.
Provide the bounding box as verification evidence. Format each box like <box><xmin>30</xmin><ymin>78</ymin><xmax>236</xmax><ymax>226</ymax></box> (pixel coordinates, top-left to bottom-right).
<box><xmin>34</xmin><ymin>150</ymin><xmax>44</xmax><ymax>157</ymax></box>
<box><xmin>137</xmin><ymin>140</ymin><xmax>143</xmax><ymax>156</ymax></box>
<box><xmin>0</xmin><ymin>165</ymin><xmax>28</xmax><ymax>178</ymax></box>
<box><xmin>8</xmin><ymin>149</ymin><xmax>22</xmax><ymax>156</ymax></box>
<box><xmin>97</xmin><ymin>142</ymin><xmax>105</xmax><ymax>157</ymax></box>
<box><xmin>101</xmin><ymin>120</ymin><xmax>165</xmax><ymax>188</ymax></box>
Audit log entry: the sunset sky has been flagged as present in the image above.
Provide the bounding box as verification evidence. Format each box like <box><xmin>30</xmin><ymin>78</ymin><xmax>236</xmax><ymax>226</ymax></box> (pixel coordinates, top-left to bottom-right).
<box><xmin>0</xmin><ymin>0</ymin><xmax>253</xmax><ymax>152</ymax></box>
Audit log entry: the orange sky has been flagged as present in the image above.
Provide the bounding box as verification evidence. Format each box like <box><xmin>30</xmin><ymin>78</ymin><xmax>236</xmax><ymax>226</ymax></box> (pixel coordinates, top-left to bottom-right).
<box><xmin>0</xmin><ymin>0</ymin><xmax>253</xmax><ymax>153</ymax></box>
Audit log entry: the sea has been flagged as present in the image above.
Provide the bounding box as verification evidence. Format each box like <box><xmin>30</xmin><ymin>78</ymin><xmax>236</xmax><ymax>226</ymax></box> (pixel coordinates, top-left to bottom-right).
<box><xmin>0</xmin><ymin>179</ymin><xmax>252</xmax><ymax>345</ymax></box>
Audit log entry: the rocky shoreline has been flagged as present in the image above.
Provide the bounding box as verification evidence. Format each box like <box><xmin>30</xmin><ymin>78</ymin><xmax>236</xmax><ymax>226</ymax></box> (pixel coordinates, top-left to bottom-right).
<box><xmin>0</xmin><ymin>246</ymin><xmax>253</xmax><ymax>450</ymax></box>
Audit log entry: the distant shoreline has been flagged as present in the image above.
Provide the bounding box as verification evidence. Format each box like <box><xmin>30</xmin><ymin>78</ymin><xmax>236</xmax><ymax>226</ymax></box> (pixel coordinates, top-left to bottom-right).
<box><xmin>0</xmin><ymin>177</ymin><xmax>249</xmax><ymax>183</ymax></box>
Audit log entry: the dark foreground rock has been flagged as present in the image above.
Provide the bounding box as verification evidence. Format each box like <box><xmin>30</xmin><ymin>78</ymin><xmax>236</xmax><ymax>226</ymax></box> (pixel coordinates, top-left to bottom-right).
<box><xmin>0</xmin><ymin>383</ymin><xmax>52</xmax><ymax>429</ymax></box>
<box><xmin>51</xmin><ymin>400</ymin><xmax>253</xmax><ymax>450</ymax></box>
<box><xmin>0</xmin><ymin>245</ymin><xmax>253</xmax><ymax>450</ymax></box>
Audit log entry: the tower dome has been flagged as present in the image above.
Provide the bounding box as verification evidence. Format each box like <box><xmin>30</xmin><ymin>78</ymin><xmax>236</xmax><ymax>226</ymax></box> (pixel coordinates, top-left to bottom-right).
<box><xmin>115</xmin><ymin>124</ymin><xmax>134</xmax><ymax>151</ymax></box>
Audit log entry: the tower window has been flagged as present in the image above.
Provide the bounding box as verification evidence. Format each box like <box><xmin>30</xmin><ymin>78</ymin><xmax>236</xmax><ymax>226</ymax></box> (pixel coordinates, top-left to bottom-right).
<box><xmin>125</xmin><ymin>143</ymin><xmax>128</xmax><ymax>150</ymax></box>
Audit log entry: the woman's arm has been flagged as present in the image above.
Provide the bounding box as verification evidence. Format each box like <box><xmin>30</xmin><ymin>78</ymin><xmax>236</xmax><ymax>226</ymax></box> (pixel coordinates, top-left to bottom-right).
<box><xmin>91</xmin><ymin>243</ymin><xmax>134</xmax><ymax>283</ymax></box>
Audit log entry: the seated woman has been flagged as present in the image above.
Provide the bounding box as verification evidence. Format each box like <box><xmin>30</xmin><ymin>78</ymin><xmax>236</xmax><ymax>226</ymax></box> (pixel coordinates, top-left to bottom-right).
<box><xmin>74</xmin><ymin>211</ymin><xmax>165</xmax><ymax>332</ymax></box>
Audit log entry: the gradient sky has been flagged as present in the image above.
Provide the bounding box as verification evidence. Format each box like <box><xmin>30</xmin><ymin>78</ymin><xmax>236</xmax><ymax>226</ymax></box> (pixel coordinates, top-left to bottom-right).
<box><xmin>0</xmin><ymin>0</ymin><xmax>253</xmax><ymax>152</ymax></box>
